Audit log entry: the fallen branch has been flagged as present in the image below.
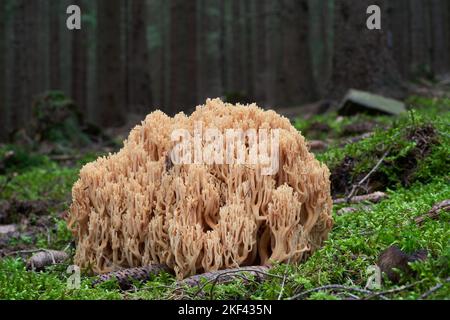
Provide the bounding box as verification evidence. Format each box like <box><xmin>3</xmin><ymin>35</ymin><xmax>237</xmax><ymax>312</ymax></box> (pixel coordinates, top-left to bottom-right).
<box><xmin>26</xmin><ymin>250</ymin><xmax>69</xmax><ymax>271</ymax></box>
<box><xmin>415</xmin><ymin>199</ymin><xmax>450</xmax><ymax>225</ymax></box>
<box><xmin>420</xmin><ymin>277</ymin><xmax>450</xmax><ymax>299</ymax></box>
<box><xmin>93</xmin><ymin>264</ymin><xmax>173</xmax><ymax>290</ymax></box>
<box><xmin>177</xmin><ymin>265</ymin><xmax>273</xmax><ymax>288</ymax></box>
<box><xmin>175</xmin><ymin>266</ymin><xmax>274</xmax><ymax>300</ymax></box>
<box><xmin>333</xmin><ymin>191</ymin><xmax>387</xmax><ymax>205</ymax></box>
<box><xmin>363</xmin><ymin>281</ymin><xmax>424</xmax><ymax>300</ymax></box>
<box><xmin>3</xmin><ymin>248</ymin><xmax>46</xmax><ymax>257</ymax></box>
<box><xmin>345</xmin><ymin>150</ymin><xmax>389</xmax><ymax>203</ymax></box>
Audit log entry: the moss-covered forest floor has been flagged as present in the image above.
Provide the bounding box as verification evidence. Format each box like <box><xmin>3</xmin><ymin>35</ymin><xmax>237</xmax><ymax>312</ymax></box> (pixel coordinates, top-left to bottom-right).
<box><xmin>0</xmin><ymin>94</ymin><xmax>448</xmax><ymax>300</ymax></box>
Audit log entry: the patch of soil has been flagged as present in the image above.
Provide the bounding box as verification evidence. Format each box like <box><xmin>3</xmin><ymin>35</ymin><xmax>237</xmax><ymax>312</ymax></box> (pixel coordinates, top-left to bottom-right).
<box><xmin>303</xmin><ymin>122</ymin><xmax>331</xmax><ymax>140</ymax></box>
<box><xmin>330</xmin><ymin>156</ymin><xmax>355</xmax><ymax>196</ymax></box>
<box><xmin>330</xmin><ymin>124</ymin><xmax>438</xmax><ymax>197</ymax></box>
<box><xmin>341</xmin><ymin>121</ymin><xmax>377</xmax><ymax>137</ymax></box>
<box><xmin>0</xmin><ymin>199</ymin><xmax>51</xmax><ymax>224</ymax></box>
<box><xmin>0</xmin><ymin>212</ymin><xmax>57</xmax><ymax>257</ymax></box>
<box><xmin>396</xmin><ymin>124</ymin><xmax>438</xmax><ymax>186</ymax></box>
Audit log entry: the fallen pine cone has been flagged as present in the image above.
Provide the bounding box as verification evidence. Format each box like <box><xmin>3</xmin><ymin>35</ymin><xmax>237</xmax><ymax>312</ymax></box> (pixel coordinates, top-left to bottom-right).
<box><xmin>377</xmin><ymin>246</ymin><xmax>428</xmax><ymax>283</ymax></box>
<box><xmin>26</xmin><ymin>250</ymin><xmax>69</xmax><ymax>271</ymax></box>
<box><xmin>93</xmin><ymin>264</ymin><xmax>173</xmax><ymax>290</ymax></box>
<box><xmin>415</xmin><ymin>199</ymin><xmax>450</xmax><ymax>225</ymax></box>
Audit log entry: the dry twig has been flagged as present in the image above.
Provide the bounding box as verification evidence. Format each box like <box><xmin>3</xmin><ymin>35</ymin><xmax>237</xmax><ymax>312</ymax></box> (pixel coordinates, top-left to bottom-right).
<box><xmin>345</xmin><ymin>150</ymin><xmax>389</xmax><ymax>203</ymax></box>
<box><xmin>363</xmin><ymin>281</ymin><xmax>424</xmax><ymax>300</ymax></box>
<box><xmin>289</xmin><ymin>284</ymin><xmax>386</xmax><ymax>300</ymax></box>
<box><xmin>177</xmin><ymin>266</ymin><xmax>274</xmax><ymax>288</ymax></box>
<box><xmin>415</xmin><ymin>199</ymin><xmax>450</xmax><ymax>225</ymax></box>
<box><xmin>420</xmin><ymin>277</ymin><xmax>450</xmax><ymax>299</ymax></box>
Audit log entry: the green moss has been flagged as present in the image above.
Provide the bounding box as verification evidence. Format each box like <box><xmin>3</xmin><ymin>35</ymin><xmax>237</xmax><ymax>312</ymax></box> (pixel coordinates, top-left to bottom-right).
<box><xmin>0</xmin><ymin>163</ymin><xmax>78</xmax><ymax>201</ymax></box>
<box><xmin>0</xmin><ymin>259</ymin><xmax>122</xmax><ymax>300</ymax></box>
<box><xmin>0</xmin><ymin>145</ymin><xmax>51</xmax><ymax>174</ymax></box>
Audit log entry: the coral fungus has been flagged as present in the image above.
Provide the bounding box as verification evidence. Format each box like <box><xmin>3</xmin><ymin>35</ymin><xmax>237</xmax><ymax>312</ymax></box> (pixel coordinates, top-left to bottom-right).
<box><xmin>67</xmin><ymin>98</ymin><xmax>333</xmax><ymax>279</ymax></box>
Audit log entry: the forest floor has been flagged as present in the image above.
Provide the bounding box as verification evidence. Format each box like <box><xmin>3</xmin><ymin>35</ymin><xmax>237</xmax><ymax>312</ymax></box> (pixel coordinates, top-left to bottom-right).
<box><xmin>0</xmin><ymin>94</ymin><xmax>449</xmax><ymax>300</ymax></box>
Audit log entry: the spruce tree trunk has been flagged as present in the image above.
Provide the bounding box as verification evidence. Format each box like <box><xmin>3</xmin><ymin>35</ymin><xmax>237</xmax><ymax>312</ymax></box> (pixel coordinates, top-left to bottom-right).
<box><xmin>279</xmin><ymin>0</ymin><xmax>317</xmax><ymax>105</ymax></box>
<box><xmin>96</xmin><ymin>0</ymin><xmax>124</xmax><ymax>127</ymax></box>
<box><xmin>169</xmin><ymin>0</ymin><xmax>197</xmax><ymax>114</ymax></box>
<box><xmin>327</xmin><ymin>0</ymin><xmax>403</xmax><ymax>99</ymax></box>
<box><xmin>49</xmin><ymin>1</ymin><xmax>61</xmax><ymax>90</ymax></box>
<box><xmin>11</xmin><ymin>0</ymin><xmax>30</xmax><ymax>133</ymax></box>
<box><xmin>72</xmin><ymin>0</ymin><xmax>88</xmax><ymax>114</ymax></box>
<box><xmin>0</xmin><ymin>0</ymin><xmax>6</xmax><ymax>140</ymax></box>
<box><xmin>127</xmin><ymin>0</ymin><xmax>153</xmax><ymax>115</ymax></box>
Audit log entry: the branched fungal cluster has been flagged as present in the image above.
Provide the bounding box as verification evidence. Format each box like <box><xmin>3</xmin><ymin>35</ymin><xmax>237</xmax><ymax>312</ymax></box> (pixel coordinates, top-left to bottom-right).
<box><xmin>67</xmin><ymin>98</ymin><xmax>333</xmax><ymax>279</ymax></box>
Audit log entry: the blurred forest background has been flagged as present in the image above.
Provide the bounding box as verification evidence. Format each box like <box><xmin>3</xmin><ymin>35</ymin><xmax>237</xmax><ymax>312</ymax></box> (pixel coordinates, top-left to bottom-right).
<box><xmin>0</xmin><ymin>0</ymin><xmax>450</xmax><ymax>141</ymax></box>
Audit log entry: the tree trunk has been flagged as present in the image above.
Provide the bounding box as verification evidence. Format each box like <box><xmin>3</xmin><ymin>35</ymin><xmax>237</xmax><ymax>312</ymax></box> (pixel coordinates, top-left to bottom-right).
<box><xmin>197</xmin><ymin>0</ymin><xmax>223</xmax><ymax>104</ymax></box>
<box><xmin>328</xmin><ymin>0</ymin><xmax>403</xmax><ymax>99</ymax></box>
<box><xmin>388</xmin><ymin>0</ymin><xmax>412</xmax><ymax>77</ymax></box>
<box><xmin>10</xmin><ymin>1</ymin><xmax>31</xmax><ymax>133</ymax></box>
<box><xmin>429</xmin><ymin>0</ymin><xmax>448</xmax><ymax>75</ymax></box>
<box><xmin>265</xmin><ymin>0</ymin><xmax>282</xmax><ymax>106</ymax></box>
<box><xmin>169</xmin><ymin>0</ymin><xmax>197</xmax><ymax>114</ymax></box>
<box><xmin>279</xmin><ymin>0</ymin><xmax>317</xmax><ymax>105</ymax></box>
<box><xmin>127</xmin><ymin>0</ymin><xmax>153</xmax><ymax>115</ymax></box>
<box><xmin>244</xmin><ymin>0</ymin><xmax>254</xmax><ymax>100</ymax></box>
<box><xmin>0</xmin><ymin>0</ymin><xmax>7</xmax><ymax>140</ymax></box>
<box><xmin>309</xmin><ymin>0</ymin><xmax>334</xmax><ymax>96</ymax></box>
<box><xmin>96</xmin><ymin>0</ymin><xmax>124</xmax><ymax>127</ymax></box>
<box><xmin>409</xmin><ymin>0</ymin><xmax>431</xmax><ymax>77</ymax></box>
<box><xmin>228</xmin><ymin>0</ymin><xmax>245</xmax><ymax>97</ymax></box>
<box><xmin>49</xmin><ymin>1</ymin><xmax>61</xmax><ymax>90</ymax></box>
<box><xmin>72</xmin><ymin>0</ymin><xmax>88</xmax><ymax>114</ymax></box>
<box><xmin>252</xmin><ymin>0</ymin><xmax>268</xmax><ymax>106</ymax></box>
